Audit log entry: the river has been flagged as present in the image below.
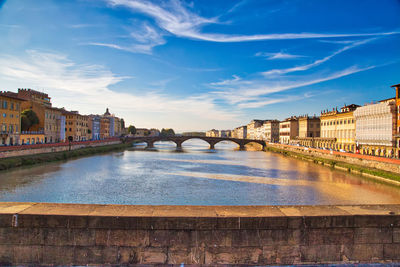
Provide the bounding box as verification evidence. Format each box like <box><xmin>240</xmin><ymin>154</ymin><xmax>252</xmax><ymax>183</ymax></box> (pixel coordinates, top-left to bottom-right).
<box><xmin>0</xmin><ymin>139</ymin><xmax>399</xmax><ymax>205</ymax></box>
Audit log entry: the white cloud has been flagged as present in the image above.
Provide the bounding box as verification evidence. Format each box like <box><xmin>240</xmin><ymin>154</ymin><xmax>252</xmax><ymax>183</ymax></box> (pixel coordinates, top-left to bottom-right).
<box><xmin>262</xmin><ymin>38</ymin><xmax>376</xmax><ymax>76</ymax></box>
<box><xmin>105</xmin><ymin>0</ymin><xmax>398</xmax><ymax>44</ymax></box>
<box><xmin>0</xmin><ymin>50</ymin><xmax>238</xmax><ymax>131</ymax></box>
<box><xmin>255</xmin><ymin>52</ymin><xmax>305</xmax><ymax>60</ymax></box>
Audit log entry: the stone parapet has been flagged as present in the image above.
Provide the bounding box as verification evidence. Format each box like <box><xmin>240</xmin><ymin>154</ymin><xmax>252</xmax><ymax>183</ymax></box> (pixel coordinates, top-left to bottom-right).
<box><xmin>0</xmin><ymin>202</ymin><xmax>400</xmax><ymax>265</ymax></box>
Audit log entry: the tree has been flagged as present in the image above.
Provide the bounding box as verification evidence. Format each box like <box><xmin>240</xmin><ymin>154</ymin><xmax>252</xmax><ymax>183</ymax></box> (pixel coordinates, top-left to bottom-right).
<box><xmin>21</xmin><ymin>109</ymin><xmax>39</xmax><ymax>131</ymax></box>
<box><xmin>160</xmin><ymin>128</ymin><xmax>175</xmax><ymax>137</ymax></box>
<box><xmin>128</xmin><ymin>125</ymin><xmax>136</xmax><ymax>135</ymax></box>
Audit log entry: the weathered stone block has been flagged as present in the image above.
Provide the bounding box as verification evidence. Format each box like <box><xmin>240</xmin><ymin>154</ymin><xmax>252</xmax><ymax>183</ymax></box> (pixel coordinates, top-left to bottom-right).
<box><xmin>342</xmin><ymin>244</ymin><xmax>384</xmax><ymax>261</ymax></box>
<box><xmin>354</xmin><ymin>227</ymin><xmax>392</xmax><ymax>244</ymax></box>
<box><xmin>196</xmin><ymin>230</ymin><xmax>232</xmax><ymax>247</ymax></box>
<box><xmin>394</xmin><ymin>228</ymin><xmax>400</xmax><ymax>243</ymax></box>
<box><xmin>0</xmin><ymin>244</ymin><xmax>13</xmax><ymax>265</ymax></box>
<box><xmin>232</xmin><ymin>230</ymin><xmax>260</xmax><ymax>247</ymax></box>
<box><xmin>383</xmin><ymin>244</ymin><xmax>400</xmax><ymax>260</ymax></box>
<box><xmin>42</xmin><ymin>245</ymin><xmax>74</xmax><ymax>265</ymax></box>
<box><xmin>304</xmin><ymin>228</ymin><xmax>354</xmax><ymax>245</ymax></box>
<box><xmin>217</xmin><ymin>217</ymin><xmax>239</xmax><ymax>229</ymax></box>
<box><xmin>149</xmin><ymin>230</ymin><xmax>191</xmax><ymax>248</ymax></box>
<box><xmin>137</xmin><ymin>247</ymin><xmax>167</xmax><ymax>264</ymax></box>
<box><xmin>117</xmin><ymin>246</ymin><xmax>139</xmax><ymax>264</ymax></box>
<box><xmin>354</xmin><ymin>215</ymin><xmax>398</xmax><ymax>228</ymax></box>
<box><xmin>167</xmin><ymin>247</ymin><xmax>204</xmax><ymax>264</ymax></box>
<box><xmin>300</xmin><ymin>244</ymin><xmax>341</xmax><ymax>262</ymax></box>
<box><xmin>275</xmin><ymin>245</ymin><xmax>301</xmax><ymax>265</ymax></box>
<box><xmin>0</xmin><ymin>215</ymin><xmax>12</xmax><ymax>227</ymax></box>
<box><xmin>287</xmin><ymin>217</ymin><xmax>303</xmax><ymax>229</ymax></box>
<box><xmin>259</xmin><ymin>229</ymin><xmax>301</xmax><ymax>246</ymax></box>
<box><xmin>88</xmin><ymin>216</ymin><xmax>141</xmax><ymax>229</ymax></box>
<box><xmin>95</xmin><ymin>229</ymin><xmax>149</xmax><ymax>247</ymax></box>
<box><xmin>0</xmin><ymin>228</ymin><xmax>43</xmax><ymax>245</ymax></box>
<box><xmin>13</xmin><ymin>245</ymin><xmax>42</xmax><ymax>264</ymax></box>
<box><xmin>240</xmin><ymin>217</ymin><xmax>287</xmax><ymax>229</ymax></box>
<box><xmin>74</xmin><ymin>246</ymin><xmax>118</xmax><ymax>265</ymax></box>
<box><xmin>304</xmin><ymin>216</ymin><xmax>354</xmax><ymax>228</ymax></box>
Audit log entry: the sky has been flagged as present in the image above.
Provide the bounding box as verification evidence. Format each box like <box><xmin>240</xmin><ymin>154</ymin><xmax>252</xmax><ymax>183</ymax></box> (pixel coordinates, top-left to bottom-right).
<box><xmin>0</xmin><ymin>0</ymin><xmax>399</xmax><ymax>132</ymax></box>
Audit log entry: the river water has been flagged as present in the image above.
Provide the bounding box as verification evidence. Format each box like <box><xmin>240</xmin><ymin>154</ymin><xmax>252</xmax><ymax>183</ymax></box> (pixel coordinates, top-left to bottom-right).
<box><xmin>0</xmin><ymin>139</ymin><xmax>399</xmax><ymax>205</ymax></box>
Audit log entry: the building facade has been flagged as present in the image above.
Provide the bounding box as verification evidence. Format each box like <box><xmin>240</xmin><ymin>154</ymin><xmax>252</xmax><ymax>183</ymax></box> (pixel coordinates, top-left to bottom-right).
<box><xmin>296</xmin><ymin>116</ymin><xmax>321</xmax><ymax>147</ymax></box>
<box><xmin>246</xmin><ymin>120</ymin><xmax>265</xmax><ymax>140</ymax></box>
<box><xmin>88</xmin><ymin>115</ymin><xmax>101</xmax><ymax>140</ymax></box>
<box><xmin>206</xmin><ymin>129</ymin><xmax>219</xmax><ymax>137</ymax></box>
<box><xmin>62</xmin><ymin>110</ymin><xmax>90</xmax><ymax>141</ymax></box>
<box><xmin>234</xmin><ymin>126</ymin><xmax>247</xmax><ymax>139</ymax></box>
<box><xmin>354</xmin><ymin>99</ymin><xmax>397</xmax><ymax>157</ymax></box>
<box><xmin>0</xmin><ymin>92</ymin><xmax>23</xmax><ymax>145</ymax></box>
<box><xmin>279</xmin><ymin>117</ymin><xmax>299</xmax><ymax>144</ymax></box>
<box><xmin>219</xmin><ymin>130</ymin><xmax>231</xmax><ymax>138</ymax></box>
<box><xmin>392</xmin><ymin>83</ymin><xmax>400</xmax><ymax>155</ymax></box>
<box><xmin>100</xmin><ymin>117</ymin><xmax>110</xmax><ymax>139</ymax></box>
<box><xmin>261</xmin><ymin>120</ymin><xmax>280</xmax><ymax>142</ymax></box>
<box><xmin>319</xmin><ymin>104</ymin><xmax>359</xmax><ymax>152</ymax></box>
<box><xmin>44</xmin><ymin>107</ymin><xmax>62</xmax><ymax>143</ymax></box>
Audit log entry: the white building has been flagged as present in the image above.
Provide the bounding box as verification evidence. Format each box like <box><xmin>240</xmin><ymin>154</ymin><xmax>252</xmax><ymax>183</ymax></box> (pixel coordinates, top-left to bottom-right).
<box><xmin>354</xmin><ymin>99</ymin><xmax>397</xmax><ymax>155</ymax></box>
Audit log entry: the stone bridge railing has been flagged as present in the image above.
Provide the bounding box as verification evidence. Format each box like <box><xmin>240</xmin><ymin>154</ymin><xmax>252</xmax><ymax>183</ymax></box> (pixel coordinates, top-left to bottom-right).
<box><xmin>123</xmin><ymin>136</ymin><xmax>266</xmax><ymax>150</ymax></box>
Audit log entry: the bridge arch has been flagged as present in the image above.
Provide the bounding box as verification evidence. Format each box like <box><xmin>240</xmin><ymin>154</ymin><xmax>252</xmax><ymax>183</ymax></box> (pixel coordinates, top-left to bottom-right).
<box><xmin>181</xmin><ymin>138</ymin><xmax>213</xmax><ymax>148</ymax></box>
<box><xmin>212</xmin><ymin>139</ymin><xmax>241</xmax><ymax>149</ymax></box>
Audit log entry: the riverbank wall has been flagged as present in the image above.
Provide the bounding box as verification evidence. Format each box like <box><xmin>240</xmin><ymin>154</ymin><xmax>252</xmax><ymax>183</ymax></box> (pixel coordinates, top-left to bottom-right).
<box><xmin>0</xmin><ymin>138</ymin><xmax>122</xmax><ymax>159</ymax></box>
<box><xmin>0</xmin><ymin>141</ymin><xmax>129</xmax><ymax>171</ymax></box>
<box><xmin>0</xmin><ymin>202</ymin><xmax>399</xmax><ymax>265</ymax></box>
<box><xmin>264</xmin><ymin>143</ymin><xmax>400</xmax><ymax>184</ymax></box>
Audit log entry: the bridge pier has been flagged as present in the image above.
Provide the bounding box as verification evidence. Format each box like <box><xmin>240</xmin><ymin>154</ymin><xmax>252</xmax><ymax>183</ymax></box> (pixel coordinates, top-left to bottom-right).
<box><xmin>176</xmin><ymin>141</ymin><xmax>183</xmax><ymax>149</ymax></box>
<box><xmin>146</xmin><ymin>142</ymin><xmax>154</xmax><ymax>148</ymax></box>
<box><xmin>239</xmin><ymin>144</ymin><xmax>245</xmax><ymax>150</ymax></box>
<box><xmin>209</xmin><ymin>143</ymin><xmax>215</xmax><ymax>149</ymax></box>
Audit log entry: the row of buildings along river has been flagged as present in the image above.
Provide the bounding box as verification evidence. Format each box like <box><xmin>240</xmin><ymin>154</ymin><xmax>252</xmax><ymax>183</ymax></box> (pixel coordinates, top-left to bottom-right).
<box><xmin>0</xmin><ymin>88</ymin><xmax>125</xmax><ymax>146</ymax></box>
<box><xmin>207</xmin><ymin>83</ymin><xmax>400</xmax><ymax>158</ymax></box>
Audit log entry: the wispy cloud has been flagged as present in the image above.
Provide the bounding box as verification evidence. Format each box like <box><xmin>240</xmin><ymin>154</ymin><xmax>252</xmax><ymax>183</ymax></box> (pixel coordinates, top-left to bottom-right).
<box><xmin>237</xmin><ymin>93</ymin><xmax>314</xmax><ymax>109</ymax></box>
<box><xmin>255</xmin><ymin>51</ymin><xmax>305</xmax><ymax>60</ymax></box>
<box><xmin>0</xmin><ymin>50</ymin><xmax>238</xmax><ymax>130</ymax></box>
<box><xmin>262</xmin><ymin>38</ymin><xmax>376</xmax><ymax>76</ymax></box>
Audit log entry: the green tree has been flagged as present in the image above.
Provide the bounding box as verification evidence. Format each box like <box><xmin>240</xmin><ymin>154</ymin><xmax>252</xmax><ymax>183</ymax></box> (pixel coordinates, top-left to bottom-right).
<box><xmin>161</xmin><ymin>128</ymin><xmax>175</xmax><ymax>137</ymax></box>
<box><xmin>21</xmin><ymin>109</ymin><xmax>39</xmax><ymax>131</ymax></box>
<box><xmin>128</xmin><ymin>125</ymin><xmax>136</xmax><ymax>135</ymax></box>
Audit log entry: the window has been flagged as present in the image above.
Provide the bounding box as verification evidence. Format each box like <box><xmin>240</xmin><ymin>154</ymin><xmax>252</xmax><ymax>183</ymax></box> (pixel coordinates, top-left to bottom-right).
<box><xmin>2</xmin><ymin>113</ymin><xmax>6</xmax><ymax>118</ymax></box>
<box><xmin>2</xmin><ymin>101</ymin><xmax>7</xmax><ymax>109</ymax></box>
<box><xmin>10</xmin><ymin>103</ymin><xmax>14</xmax><ymax>110</ymax></box>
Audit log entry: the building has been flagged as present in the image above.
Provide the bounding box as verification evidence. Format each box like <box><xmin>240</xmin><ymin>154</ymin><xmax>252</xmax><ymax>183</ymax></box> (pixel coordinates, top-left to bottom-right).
<box><xmin>391</xmin><ymin>83</ymin><xmax>400</xmax><ymax>153</ymax></box>
<box><xmin>319</xmin><ymin>104</ymin><xmax>359</xmax><ymax>152</ymax></box>
<box><xmin>20</xmin><ymin>133</ymin><xmax>45</xmax><ymax>145</ymax></box>
<box><xmin>149</xmin><ymin>129</ymin><xmax>160</xmax><ymax>137</ymax></box>
<box><xmin>88</xmin><ymin>115</ymin><xmax>101</xmax><ymax>140</ymax></box>
<box><xmin>246</xmin><ymin>120</ymin><xmax>265</xmax><ymax>140</ymax></box>
<box><xmin>44</xmin><ymin>107</ymin><xmax>62</xmax><ymax>143</ymax></box>
<box><xmin>296</xmin><ymin>116</ymin><xmax>320</xmax><ymax>147</ymax></box>
<box><xmin>261</xmin><ymin>120</ymin><xmax>280</xmax><ymax>142</ymax></box>
<box><xmin>206</xmin><ymin>129</ymin><xmax>219</xmax><ymax>137</ymax></box>
<box><xmin>62</xmin><ymin>110</ymin><xmax>90</xmax><ymax>141</ymax></box>
<box><xmin>17</xmin><ymin>88</ymin><xmax>63</xmax><ymax>143</ymax></box>
<box><xmin>100</xmin><ymin>116</ymin><xmax>110</xmax><ymax>139</ymax></box>
<box><xmin>114</xmin><ymin>117</ymin><xmax>122</xmax><ymax>137</ymax></box>
<box><xmin>219</xmin><ymin>130</ymin><xmax>231</xmax><ymax>138</ymax></box>
<box><xmin>234</xmin><ymin>126</ymin><xmax>247</xmax><ymax>139</ymax></box>
<box><xmin>134</xmin><ymin>128</ymin><xmax>150</xmax><ymax>137</ymax></box>
<box><xmin>279</xmin><ymin>117</ymin><xmax>299</xmax><ymax>144</ymax></box>
<box><xmin>0</xmin><ymin>92</ymin><xmax>24</xmax><ymax>145</ymax></box>
<box><xmin>354</xmin><ymin>98</ymin><xmax>397</xmax><ymax>157</ymax></box>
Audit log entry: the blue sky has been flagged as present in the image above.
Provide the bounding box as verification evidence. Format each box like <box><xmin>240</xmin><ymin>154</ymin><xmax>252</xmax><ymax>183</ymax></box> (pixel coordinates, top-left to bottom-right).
<box><xmin>0</xmin><ymin>0</ymin><xmax>399</xmax><ymax>132</ymax></box>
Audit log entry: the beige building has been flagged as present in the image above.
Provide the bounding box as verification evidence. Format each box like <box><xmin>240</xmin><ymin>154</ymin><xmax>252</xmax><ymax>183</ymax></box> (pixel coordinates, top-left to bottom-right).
<box><xmin>206</xmin><ymin>129</ymin><xmax>219</xmax><ymax>137</ymax></box>
<box><xmin>261</xmin><ymin>120</ymin><xmax>280</xmax><ymax>142</ymax></box>
<box><xmin>246</xmin><ymin>120</ymin><xmax>265</xmax><ymax>139</ymax></box>
<box><xmin>234</xmin><ymin>126</ymin><xmax>247</xmax><ymax>139</ymax></box>
<box><xmin>44</xmin><ymin>107</ymin><xmax>62</xmax><ymax>143</ymax></box>
<box><xmin>354</xmin><ymin>99</ymin><xmax>397</xmax><ymax>157</ymax></box>
<box><xmin>0</xmin><ymin>92</ymin><xmax>23</xmax><ymax>145</ymax></box>
<box><xmin>319</xmin><ymin>104</ymin><xmax>359</xmax><ymax>152</ymax></box>
<box><xmin>279</xmin><ymin>117</ymin><xmax>299</xmax><ymax>144</ymax></box>
<box><xmin>62</xmin><ymin>110</ymin><xmax>90</xmax><ymax>142</ymax></box>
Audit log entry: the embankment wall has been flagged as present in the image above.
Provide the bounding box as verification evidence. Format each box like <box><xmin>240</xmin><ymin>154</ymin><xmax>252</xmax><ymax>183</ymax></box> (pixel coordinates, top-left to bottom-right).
<box><xmin>0</xmin><ymin>202</ymin><xmax>399</xmax><ymax>265</ymax></box>
<box><xmin>266</xmin><ymin>143</ymin><xmax>400</xmax><ymax>174</ymax></box>
<box><xmin>0</xmin><ymin>139</ymin><xmax>121</xmax><ymax>159</ymax></box>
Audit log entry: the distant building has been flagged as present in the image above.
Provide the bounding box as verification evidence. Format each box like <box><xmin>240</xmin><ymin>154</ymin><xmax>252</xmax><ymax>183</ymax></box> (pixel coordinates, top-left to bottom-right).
<box><xmin>219</xmin><ymin>130</ymin><xmax>231</xmax><ymax>138</ymax></box>
<box><xmin>236</xmin><ymin>126</ymin><xmax>247</xmax><ymax>139</ymax></box>
<box><xmin>206</xmin><ymin>129</ymin><xmax>219</xmax><ymax>137</ymax></box>
<box><xmin>319</xmin><ymin>104</ymin><xmax>359</xmax><ymax>152</ymax></box>
<box><xmin>261</xmin><ymin>120</ymin><xmax>280</xmax><ymax>142</ymax></box>
<box><xmin>100</xmin><ymin>116</ymin><xmax>110</xmax><ymax>139</ymax></box>
<box><xmin>135</xmin><ymin>128</ymin><xmax>150</xmax><ymax>137</ymax></box>
<box><xmin>62</xmin><ymin>109</ymin><xmax>89</xmax><ymax>141</ymax></box>
<box><xmin>246</xmin><ymin>120</ymin><xmax>265</xmax><ymax>140</ymax></box>
<box><xmin>0</xmin><ymin>91</ymin><xmax>24</xmax><ymax>145</ymax></box>
<box><xmin>149</xmin><ymin>128</ymin><xmax>160</xmax><ymax>137</ymax></box>
<box><xmin>20</xmin><ymin>133</ymin><xmax>45</xmax><ymax>145</ymax></box>
<box><xmin>354</xmin><ymin>98</ymin><xmax>397</xmax><ymax>157</ymax></box>
<box><xmin>88</xmin><ymin>115</ymin><xmax>101</xmax><ymax>140</ymax></box>
<box><xmin>392</xmin><ymin>83</ymin><xmax>400</xmax><ymax>155</ymax></box>
<box><xmin>279</xmin><ymin>117</ymin><xmax>299</xmax><ymax>144</ymax></box>
<box><xmin>44</xmin><ymin>107</ymin><xmax>62</xmax><ymax>143</ymax></box>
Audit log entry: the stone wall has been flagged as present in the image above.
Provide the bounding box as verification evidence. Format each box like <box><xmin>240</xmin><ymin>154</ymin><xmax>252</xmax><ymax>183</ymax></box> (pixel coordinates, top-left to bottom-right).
<box><xmin>0</xmin><ymin>139</ymin><xmax>121</xmax><ymax>158</ymax></box>
<box><xmin>268</xmin><ymin>143</ymin><xmax>400</xmax><ymax>174</ymax></box>
<box><xmin>0</xmin><ymin>202</ymin><xmax>399</xmax><ymax>265</ymax></box>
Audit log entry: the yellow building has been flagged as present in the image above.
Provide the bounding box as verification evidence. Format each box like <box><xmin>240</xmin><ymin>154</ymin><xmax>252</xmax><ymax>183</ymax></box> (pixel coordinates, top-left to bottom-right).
<box><xmin>20</xmin><ymin>133</ymin><xmax>45</xmax><ymax>145</ymax></box>
<box><xmin>0</xmin><ymin>92</ymin><xmax>23</xmax><ymax>145</ymax></box>
<box><xmin>62</xmin><ymin>110</ymin><xmax>90</xmax><ymax>141</ymax></box>
<box><xmin>319</xmin><ymin>104</ymin><xmax>359</xmax><ymax>152</ymax></box>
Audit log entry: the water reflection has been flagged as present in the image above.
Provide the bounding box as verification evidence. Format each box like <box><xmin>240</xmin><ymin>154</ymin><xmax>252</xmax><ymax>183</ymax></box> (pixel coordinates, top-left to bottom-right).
<box><xmin>0</xmin><ymin>139</ymin><xmax>399</xmax><ymax>205</ymax></box>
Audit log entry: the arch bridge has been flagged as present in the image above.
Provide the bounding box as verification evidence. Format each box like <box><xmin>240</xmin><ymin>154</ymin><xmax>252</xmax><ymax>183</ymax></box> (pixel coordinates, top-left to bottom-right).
<box><xmin>123</xmin><ymin>136</ymin><xmax>266</xmax><ymax>150</ymax></box>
